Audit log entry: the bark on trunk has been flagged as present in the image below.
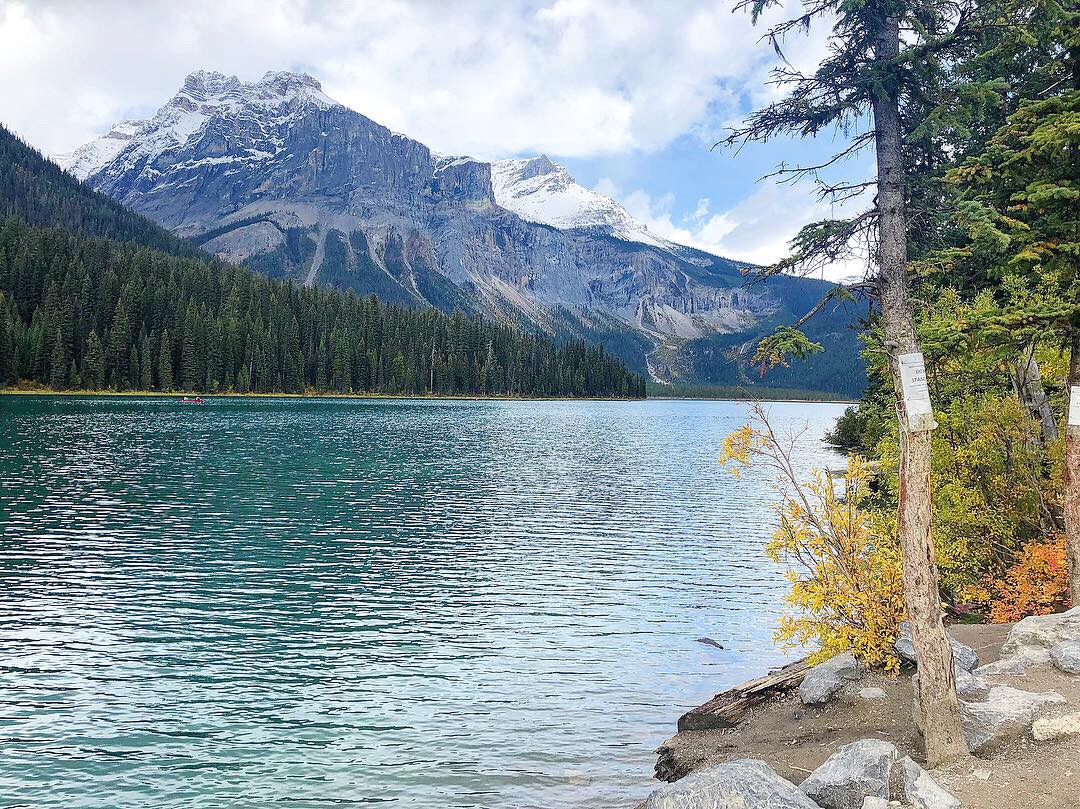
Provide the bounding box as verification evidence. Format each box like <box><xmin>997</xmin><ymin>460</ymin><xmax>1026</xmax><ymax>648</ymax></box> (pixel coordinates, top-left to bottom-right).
<box><xmin>1010</xmin><ymin>353</ymin><xmax>1059</xmax><ymax>445</ymax></box>
<box><xmin>1064</xmin><ymin>330</ymin><xmax>1080</xmax><ymax>606</ymax></box>
<box><xmin>869</xmin><ymin>11</ymin><xmax>969</xmax><ymax>766</ymax></box>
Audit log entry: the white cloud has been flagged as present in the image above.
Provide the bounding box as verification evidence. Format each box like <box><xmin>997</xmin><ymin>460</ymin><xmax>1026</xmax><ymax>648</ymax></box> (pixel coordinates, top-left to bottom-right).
<box><xmin>0</xmin><ymin>0</ymin><xmax>831</xmax><ymax>158</ymax></box>
<box><xmin>0</xmin><ymin>0</ymin><xmax>863</xmax><ymax>280</ymax></box>
<box><xmin>601</xmin><ymin>178</ymin><xmax>871</xmax><ymax>282</ymax></box>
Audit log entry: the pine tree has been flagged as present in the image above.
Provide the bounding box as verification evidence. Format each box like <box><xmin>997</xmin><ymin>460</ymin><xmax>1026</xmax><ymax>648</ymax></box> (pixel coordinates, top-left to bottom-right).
<box><xmin>944</xmin><ymin>87</ymin><xmax>1080</xmax><ymax>601</ymax></box>
<box><xmin>158</xmin><ymin>328</ymin><xmax>174</xmax><ymax>391</ymax></box>
<box><xmin>49</xmin><ymin>327</ymin><xmax>68</xmax><ymax>389</ymax></box>
<box><xmin>129</xmin><ymin>343</ymin><xmax>140</xmax><ymax>392</ymax></box>
<box><xmin>0</xmin><ymin>292</ymin><xmax>14</xmax><ymax>384</ymax></box>
<box><xmin>107</xmin><ymin>294</ymin><xmax>132</xmax><ymax>389</ymax></box>
<box><xmin>140</xmin><ymin>334</ymin><xmax>153</xmax><ymax>390</ymax></box>
<box><xmin>724</xmin><ymin>0</ymin><xmax>1001</xmax><ymax>763</ymax></box>
<box><xmin>84</xmin><ymin>330</ymin><xmax>105</xmax><ymax>390</ymax></box>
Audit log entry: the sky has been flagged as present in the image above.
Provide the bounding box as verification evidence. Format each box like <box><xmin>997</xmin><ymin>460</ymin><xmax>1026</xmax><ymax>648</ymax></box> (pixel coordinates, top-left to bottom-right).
<box><xmin>0</xmin><ymin>0</ymin><xmax>871</xmax><ymax>280</ymax></box>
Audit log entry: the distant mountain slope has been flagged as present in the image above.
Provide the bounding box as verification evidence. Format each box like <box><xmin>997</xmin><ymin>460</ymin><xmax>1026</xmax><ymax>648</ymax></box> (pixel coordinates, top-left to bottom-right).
<box><xmin>0</xmin><ymin>126</ymin><xmax>645</xmax><ymax>398</ymax></box>
<box><xmin>56</xmin><ymin>70</ymin><xmax>865</xmax><ymax>396</ymax></box>
<box><xmin>489</xmin><ymin>155</ymin><xmax>669</xmax><ymax>247</ymax></box>
<box><xmin>0</xmin><ymin>124</ymin><xmax>205</xmax><ymax>259</ymax></box>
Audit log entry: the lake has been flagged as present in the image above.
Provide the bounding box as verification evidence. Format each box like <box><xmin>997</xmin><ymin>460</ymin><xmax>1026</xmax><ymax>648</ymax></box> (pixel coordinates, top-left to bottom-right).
<box><xmin>0</xmin><ymin>395</ymin><xmax>844</xmax><ymax>808</ymax></box>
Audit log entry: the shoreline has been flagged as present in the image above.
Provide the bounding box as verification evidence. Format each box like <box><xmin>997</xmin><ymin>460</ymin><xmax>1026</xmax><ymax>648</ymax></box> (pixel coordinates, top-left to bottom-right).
<box><xmin>0</xmin><ymin>387</ymin><xmax>640</xmax><ymax>402</ymax></box>
<box><xmin>1</xmin><ymin>387</ymin><xmax>855</xmax><ymax>405</ymax></box>
<box><xmin>641</xmin><ymin>619</ymin><xmax>1080</xmax><ymax>809</ymax></box>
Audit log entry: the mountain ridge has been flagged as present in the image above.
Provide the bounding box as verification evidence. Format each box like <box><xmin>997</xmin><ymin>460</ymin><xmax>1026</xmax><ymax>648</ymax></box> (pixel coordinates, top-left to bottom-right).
<box><xmin>0</xmin><ymin>122</ymin><xmax>646</xmax><ymax>399</ymax></box>
<box><xmin>55</xmin><ymin>69</ymin><xmax>865</xmax><ymax>395</ymax></box>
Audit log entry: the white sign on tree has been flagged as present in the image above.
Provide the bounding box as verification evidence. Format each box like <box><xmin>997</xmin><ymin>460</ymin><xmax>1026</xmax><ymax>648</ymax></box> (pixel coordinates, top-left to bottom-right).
<box><xmin>898</xmin><ymin>352</ymin><xmax>937</xmax><ymax>432</ymax></box>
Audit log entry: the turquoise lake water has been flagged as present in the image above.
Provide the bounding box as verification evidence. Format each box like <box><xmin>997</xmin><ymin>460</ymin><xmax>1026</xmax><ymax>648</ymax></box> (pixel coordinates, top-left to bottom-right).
<box><xmin>0</xmin><ymin>395</ymin><xmax>844</xmax><ymax>808</ymax></box>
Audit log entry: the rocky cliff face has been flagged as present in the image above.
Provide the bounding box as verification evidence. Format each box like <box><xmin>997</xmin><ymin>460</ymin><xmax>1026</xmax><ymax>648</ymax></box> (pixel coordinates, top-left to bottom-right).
<box><xmin>57</xmin><ymin>70</ymin><xmax>861</xmax><ymax>391</ymax></box>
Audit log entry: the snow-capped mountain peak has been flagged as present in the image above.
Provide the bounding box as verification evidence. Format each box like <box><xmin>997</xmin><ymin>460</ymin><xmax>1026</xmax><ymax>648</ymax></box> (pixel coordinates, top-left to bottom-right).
<box><xmin>490</xmin><ymin>155</ymin><xmax>668</xmax><ymax>248</ymax></box>
<box><xmin>55</xmin><ymin>70</ymin><xmax>339</xmax><ymax>181</ymax></box>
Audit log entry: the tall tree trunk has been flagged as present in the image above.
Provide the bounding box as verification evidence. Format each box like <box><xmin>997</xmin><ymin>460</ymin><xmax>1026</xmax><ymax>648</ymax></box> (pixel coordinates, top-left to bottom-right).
<box><xmin>1010</xmin><ymin>352</ymin><xmax>1059</xmax><ymax>445</ymax></box>
<box><xmin>1065</xmin><ymin>329</ymin><xmax>1080</xmax><ymax>606</ymax></box>
<box><xmin>869</xmin><ymin>11</ymin><xmax>969</xmax><ymax>766</ymax></box>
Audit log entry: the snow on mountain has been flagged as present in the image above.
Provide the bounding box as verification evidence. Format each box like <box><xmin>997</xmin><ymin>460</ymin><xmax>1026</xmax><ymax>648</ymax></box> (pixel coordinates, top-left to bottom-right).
<box><xmin>490</xmin><ymin>155</ymin><xmax>669</xmax><ymax>248</ymax></box>
<box><xmin>59</xmin><ymin>71</ymin><xmax>668</xmax><ymax>253</ymax></box>
<box><xmin>46</xmin><ymin>69</ymin><xmax>864</xmax><ymax>392</ymax></box>
<box><xmin>55</xmin><ymin>70</ymin><xmax>339</xmax><ymax>182</ymax></box>
<box><xmin>53</xmin><ymin>120</ymin><xmax>143</xmax><ymax>181</ymax></box>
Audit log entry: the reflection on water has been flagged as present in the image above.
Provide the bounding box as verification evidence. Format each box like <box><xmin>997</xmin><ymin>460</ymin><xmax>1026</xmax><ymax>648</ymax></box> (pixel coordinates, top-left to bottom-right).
<box><xmin>0</xmin><ymin>395</ymin><xmax>843</xmax><ymax>808</ymax></box>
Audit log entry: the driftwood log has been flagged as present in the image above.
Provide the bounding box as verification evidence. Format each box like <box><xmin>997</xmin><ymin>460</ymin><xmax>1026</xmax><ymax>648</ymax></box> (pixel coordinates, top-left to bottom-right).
<box><xmin>676</xmin><ymin>658</ymin><xmax>808</xmax><ymax>732</ymax></box>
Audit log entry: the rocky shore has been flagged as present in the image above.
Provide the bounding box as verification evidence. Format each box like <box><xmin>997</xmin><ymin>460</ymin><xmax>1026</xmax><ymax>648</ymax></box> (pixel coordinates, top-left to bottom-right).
<box><xmin>636</xmin><ymin>608</ymin><xmax>1080</xmax><ymax>808</ymax></box>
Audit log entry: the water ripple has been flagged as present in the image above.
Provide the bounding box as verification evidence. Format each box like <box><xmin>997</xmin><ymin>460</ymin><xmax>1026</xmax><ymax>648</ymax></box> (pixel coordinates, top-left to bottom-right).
<box><xmin>0</xmin><ymin>395</ymin><xmax>843</xmax><ymax>808</ymax></box>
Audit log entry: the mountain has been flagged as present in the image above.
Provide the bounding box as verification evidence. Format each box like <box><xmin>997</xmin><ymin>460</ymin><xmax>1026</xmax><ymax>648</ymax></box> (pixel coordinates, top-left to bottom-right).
<box><xmin>0</xmin><ymin>123</ymin><xmax>645</xmax><ymax>398</ymax></box>
<box><xmin>57</xmin><ymin>70</ymin><xmax>864</xmax><ymax>395</ymax></box>
<box><xmin>489</xmin><ymin>155</ymin><xmax>669</xmax><ymax>248</ymax></box>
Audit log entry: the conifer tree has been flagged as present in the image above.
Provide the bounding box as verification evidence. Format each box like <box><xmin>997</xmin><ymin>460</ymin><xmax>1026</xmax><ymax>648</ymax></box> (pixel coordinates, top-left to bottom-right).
<box><xmin>140</xmin><ymin>334</ymin><xmax>153</xmax><ymax>390</ymax></box>
<box><xmin>943</xmin><ymin>87</ymin><xmax>1080</xmax><ymax>601</ymax></box>
<box><xmin>725</xmin><ymin>0</ymin><xmax>995</xmax><ymax>763</ymax></box>
<box><xmin>49</xmin><ymin>327</ymin><xmax>68</xmax><ymax>389</ymax></box>
<box><xmin>129</xmin><ymin>344</ymin><xmax>140</xmax><ymax>393</ymax></box>
<box><xmin>0</xmin><ymin>292</ymin><xmax>14</xmax><ymax>384</ymax></box>
<box><xmin>158</xmin><ymin>328</ymin><xmax>174</xmax><ymax>391</ymax></box>
<box><xmin>84</xmin><ymin>330</ymin><xmax>105</xmax><ymax>390</ymax></box>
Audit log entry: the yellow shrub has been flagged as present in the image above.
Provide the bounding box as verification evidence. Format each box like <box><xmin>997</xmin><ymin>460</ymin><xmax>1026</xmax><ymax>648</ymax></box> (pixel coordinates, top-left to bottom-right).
<box><xmin>721</xmin><ymin>410</ymin><xmax>905</xmax><ymax>671</ymax></box>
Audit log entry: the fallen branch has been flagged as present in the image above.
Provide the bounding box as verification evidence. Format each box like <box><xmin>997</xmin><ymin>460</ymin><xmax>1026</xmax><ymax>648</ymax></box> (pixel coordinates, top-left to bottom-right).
<box><xmin>676</xmin><ymin>658</ymin><xmax>809</xmax><ymax>732</ymax></box>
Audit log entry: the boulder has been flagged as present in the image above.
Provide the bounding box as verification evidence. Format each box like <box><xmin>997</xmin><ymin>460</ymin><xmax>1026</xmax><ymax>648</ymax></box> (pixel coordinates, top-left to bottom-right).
<box><xmin>973</xmin><ymin>648</ymin><xmax>1051</xmax><ymax>679</ymax></box>
<box><xmin>954</xmin><ymin>668</ymin><xmax>990</xmax><ymax>701</ymax></box>
<box><xmin>1000</xmin><ymin>606</ymin><xmax>1080</xmax><ymax>657</ymax></box>
<box><xmin>961</xmin><ymin>685</ymin><xmax>1067</xmax><ymax>752</ymax></box>
<box><xmin>899</xmin><ymin>757</ymin><xmax>961</xmax><ymax>809</ymax></box>
<box><xmin>640</xmin><ymin>759</ymin><xmax>820</xmax><ymax>809</ymax></box>
<box><xmin>895</xmin><ymin>622</ymin><xmax>979</xmax><ymax>672</ymax></box>
<box><xmin>1032</xmin><ymin>711</ymin><xmax>1080</xmax><ymax>742</ymax></box>
<box><xmin>800</xmin><ymin>652</ymin><xmax>862</xmax><ymax>705</ymax></box>
<box><xmin>799</xmin><ymin>739</ymin><xmax>899</xmax><ymax>809</ymax></box>
<box><xmin>1049</xmin><ymin>640</ymin><xmax>1080</xmax><ymax>674</ymax></box>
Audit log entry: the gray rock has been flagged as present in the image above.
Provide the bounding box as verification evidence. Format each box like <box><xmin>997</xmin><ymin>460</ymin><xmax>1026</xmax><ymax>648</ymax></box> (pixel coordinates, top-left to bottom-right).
<box><xmin>859</xmin><ymin>687</ymin><xmax>888</xmax><ymax>700</ymax></box>
<box><xmin>861</xmin><ymin>799</ymin><xmax>889</xmax><ymax>809</ymax></box>
<box><xmin>641</xmin><ymin>758</ymin><xmax>820</xmax><ymax>809</ymax></box>
<box><xmin>800</xmin><ymin>739</ymin><xmax>899</xmax><ymax>809</ymax></box>
<box><xmin>1049</xmin><ymin>640</ymin><xmax>1080</xmax><ymax>674</ymax></box>
<box><xmin>1001</xmin><ymin>606</ymin><xmax>1080</xmax><ymax>657</ymax></box>
<box><xmin>895</xmin><ymin>623</ymin><xmax>917</xmax><ymax>664</ymax></box>
<box><xmin>1032</xmin><ymin>711</ymin><xmax>1080</xmax><ymax>742</ymax></box>
<box><xmin>895</xmin><ymin>622</ymin><xmax>979</xmax><ymax>672</ymax></box>
<box><xmin>800</xmin><ymin>652</ymin><xmax>862</xmax><ymax>705</ymax></box>
<box><xmin>961</xmin><ymin>685</ymin><xmax>1067</xmax><ymax>752</ymax></box>
<box><xmin>900</xmin><ymin>757</ymin><xmax>961</xmax><ymax>809</ymax></box>
<box><xmin>973</xmin><ymin>648</ymin><xmax>1051</xmax><ymax>679</ymax></box>
<box><xmin>954</xmin><ymin>668</ymin><xmax>990</xmax><ymax>701</ymax></box>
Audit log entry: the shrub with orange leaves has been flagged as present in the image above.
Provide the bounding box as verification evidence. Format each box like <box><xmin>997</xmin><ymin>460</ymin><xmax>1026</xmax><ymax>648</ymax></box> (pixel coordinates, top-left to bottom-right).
<box><xmin>983</xmin><ymin>535</ymin><xmax>1071</xmax><ymax>623</ymax></box>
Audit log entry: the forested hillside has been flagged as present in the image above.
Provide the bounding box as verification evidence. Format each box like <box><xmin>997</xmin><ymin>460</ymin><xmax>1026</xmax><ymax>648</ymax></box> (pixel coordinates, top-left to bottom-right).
<box><xmin>0</xmin><ymin>128</ymin><xmax>645</xmax><ymax>398</ymax></box>
<box><xmin>0</xmin><ymin>124</ymin><xmax>205</xmax><ymax>259</ymax></box>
